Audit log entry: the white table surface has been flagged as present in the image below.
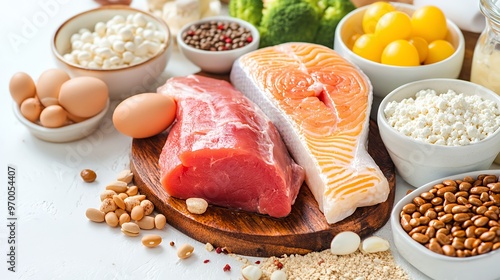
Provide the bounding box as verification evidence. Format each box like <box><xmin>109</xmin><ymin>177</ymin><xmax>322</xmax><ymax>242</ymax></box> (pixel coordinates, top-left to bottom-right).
<box><xmin>0</xmin><ymin>1</ymin><xmax>496</xmax><ymax>279</ymax></box>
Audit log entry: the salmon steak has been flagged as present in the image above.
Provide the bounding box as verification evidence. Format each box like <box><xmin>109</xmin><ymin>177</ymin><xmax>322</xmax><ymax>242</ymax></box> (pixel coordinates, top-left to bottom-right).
<box><xmin>230</xmin><ymin>42</ymin><xmax>390</xmax><ymax>224</ymax></box>
<box><xmin>157</xmin><ymin>75</ymin><xmax>305</xmax><ymax>218</ymax></box>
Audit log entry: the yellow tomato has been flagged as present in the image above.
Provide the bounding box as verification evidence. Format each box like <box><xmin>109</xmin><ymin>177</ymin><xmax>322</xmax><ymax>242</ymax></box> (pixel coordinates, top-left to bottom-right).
<box><xmin>425</xmin><ymin>39</ymin><xmax>455</xmax><ymax>64</ymax></box>
<box><xmin>411</xmin><ymin>6</ymin><xmax>448</xmax><ymax>43</ymax></box>
<box><xmin>408</xmin><ymin>37</ymin><xmax>429</xmax><ymax>63</ymax></box>
<box><xmin>362</xmin><ymin>1</ymin><xmax>396</xmax><ymax>34</ymax></box>
<box><xmin>375</xmin><ymin>11</ymin><xmax>412</xmax><ymax>45</ymax></box>
<box><xmin>381</xmin><ymin>40</ymin><xmax>420</xmax><ymax>66</ymax></box>
<box><xmin>347</xmin><ymin>33</ymin><xmax>362</xmax><ymax>50</ymax></box>
<box><xmin>352</xmin><ymin>33</ymin><xmax>384</xmax><ymax>63</ymax></box>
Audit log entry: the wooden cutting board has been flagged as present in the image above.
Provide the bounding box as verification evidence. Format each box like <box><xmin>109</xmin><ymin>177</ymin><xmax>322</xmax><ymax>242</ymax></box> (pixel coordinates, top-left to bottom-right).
<box><xmin>130</xmin><ymin>74</ymin><xmax>396</xmax><ymax>257</ymax></box>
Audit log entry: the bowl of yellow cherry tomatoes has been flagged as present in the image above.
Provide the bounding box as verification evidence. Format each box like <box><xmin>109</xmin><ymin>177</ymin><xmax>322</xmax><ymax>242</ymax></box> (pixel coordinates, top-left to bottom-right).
<box><xmin>334</xmin><ymin>1</ymin><xmax>465</xmax><ymax>99</ymax></box>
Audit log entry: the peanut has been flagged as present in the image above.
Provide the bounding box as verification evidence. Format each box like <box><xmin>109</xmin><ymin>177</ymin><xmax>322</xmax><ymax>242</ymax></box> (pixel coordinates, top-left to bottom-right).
<box><xmin>106</xmin><ymin>181</ymin><xmax>128</xmax><ymax>193</ymax></box>
<box><xmin>141</xmin><ymin>234</ymin><xmax>162</xmax><ymax>248</ymax></box>
<box><xmin>131</xmin><ymin>205</ymin><xmax>145</xmax><ymax>221</ymax></box>
<box><xmin>117</xmin><ymin>169</ymin><xmax>134</xmax><ymax>184</ymax></box>
<box><xmin>100</xmin><ymin>190</ymin><xmax>117</xmax><ymax>201</ymax></box>
<box><xmin>105</xmin><ymin>212</ymin><xmax>119</xmax><ymax>227</ymax></box>
<box><xmin>126</xmin><ymin>185</ymin><xmax>139</xmax><ymax>196</ymax></box>
<box><xmin>136</xmin><ymin>216</ymin><xmax>155</xmax><ymax>230</ymax></box>
<box><xmin>119</xmin><ymin>213</ymin><xmax>131</xmax><ymax>226</ymax></box>
<box><xmin>140</xmin><ymin>200</ymin><xmax>154</xmax><ymax>216</ymax></box>
<box><xmin>80</xmin><ymin>169</ymin><xmax>97</xmax><ymax>183</ymax></box>
<box><xmin>124</xmin><ymin>197</ymin><xmax>140</xmax><ymax>212</ymax></box>
<box><xmin>86</xmin><ymin>208</ymin><xmax>105</xmax><ymax>222</ymax></box>
<box><xmin>121</xmin><ymin>222</ymin><xmax>140</xmax><ymax>237</ymax></box>
<box><xmin>154</xmin><ymin>214</ymin><xmax>166</xmax><ymax>230</ymax></box>
<box><xmin>177</xmin><ymin>243</ymin><xmax>194</xmax><ymax>259</ymax></box>
<box><xmin>100</xmin><ymin>198</ymin><xmax>117</xmax><ymax>213</ymax></box>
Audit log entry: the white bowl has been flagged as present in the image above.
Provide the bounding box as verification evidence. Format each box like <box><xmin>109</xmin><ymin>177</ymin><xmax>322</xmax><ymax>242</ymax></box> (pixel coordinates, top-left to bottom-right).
<box><xmin>378</xmin><ymin>78</ymin><xmax>500</xmax><ymax>187</ymax></box>
<box><xmin>391</xmin><ymin>170</ymin><xmax>500</xmax><ymax>280</ymax></box>
<box><xmin>52</xmin><ymin>5</ymin><xmax>172</xmax><ymax>100</ymax></box>
<box><xmin>13</xmin><ymin>100</ymin><xmax>110</xmax><ymax>143</ymax></box>
<box><xmin>334</xmin><ymin>2</ymin><xmax>465</xmax><ymax>98</ymax></box>
<box><xmin>177</xmin><ymin>16</ymin><xmax>260</xmax><ymax>74</ymax></box>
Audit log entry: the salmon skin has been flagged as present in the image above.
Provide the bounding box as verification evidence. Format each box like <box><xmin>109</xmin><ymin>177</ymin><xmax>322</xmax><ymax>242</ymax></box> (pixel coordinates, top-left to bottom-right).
<box><xmin>157</xmin><ymin>75</ymin><xmax>305</xmax><ymax>218</ymax></box>
<box><xmin>230</xmin><ymin>42</ymin><xmax>390</xmax><ymax>224</ymax></box>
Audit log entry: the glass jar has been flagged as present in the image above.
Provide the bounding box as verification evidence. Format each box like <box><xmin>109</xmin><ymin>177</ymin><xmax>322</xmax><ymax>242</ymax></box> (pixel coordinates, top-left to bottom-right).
<box><xmin>470</xmin><ymin>0</ymin><xmax>500</xmax><ymax>164</ymax></box>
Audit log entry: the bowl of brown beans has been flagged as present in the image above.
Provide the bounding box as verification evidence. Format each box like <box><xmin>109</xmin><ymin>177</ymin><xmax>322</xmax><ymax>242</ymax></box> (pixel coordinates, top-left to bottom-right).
<box><xmin>391</xmin><ymin>170</ymin><xmax>500</xmax><ymax>280</ymax></box>
<box><xmin>177</xmin><ymin>16</ymin><xmax>260</xmax><ymax>74</ymax></box>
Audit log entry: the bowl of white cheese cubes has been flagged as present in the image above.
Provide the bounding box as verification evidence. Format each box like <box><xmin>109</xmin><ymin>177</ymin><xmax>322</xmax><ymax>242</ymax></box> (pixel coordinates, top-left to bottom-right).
<box><xmin>52</xmin><ymin>5</ymin><xmax>172</xmax><ymax>100</ymax></box>
<box><xmin>377</xmin><ymin>78</ymin><xmax>500</xmax><ymax>187</ymax></box>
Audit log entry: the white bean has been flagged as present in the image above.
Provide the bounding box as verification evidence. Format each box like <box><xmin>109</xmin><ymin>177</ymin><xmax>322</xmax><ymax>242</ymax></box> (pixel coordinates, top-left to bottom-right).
<box><xmin>241</xmin><ymin>265</ymin><xmax>262</xmax><ymax>280</ymax></box>
<box><xmin>359</xmin><ymin>236</ymin><xmax>390</xmax><ymax>253</ymax></box>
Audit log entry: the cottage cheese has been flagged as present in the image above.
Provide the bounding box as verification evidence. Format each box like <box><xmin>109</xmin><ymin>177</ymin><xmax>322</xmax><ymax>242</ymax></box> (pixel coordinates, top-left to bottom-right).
<box><xmin>384</xmin><ymin>89</ymin><xmax>500</xmax><ymax>146</ymax></box>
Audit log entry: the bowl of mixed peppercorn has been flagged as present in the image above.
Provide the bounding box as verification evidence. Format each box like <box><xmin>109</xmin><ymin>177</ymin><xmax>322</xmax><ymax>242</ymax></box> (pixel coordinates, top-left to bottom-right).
<box><xmin>177</xmin><ymin>16</ymin><xmax>260</xmax><ymax>74</ymax></box>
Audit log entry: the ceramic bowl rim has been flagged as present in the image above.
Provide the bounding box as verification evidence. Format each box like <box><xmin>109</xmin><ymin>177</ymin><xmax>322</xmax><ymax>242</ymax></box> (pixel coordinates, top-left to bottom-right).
<box><xmin>377</xmin><ymin>78</ymin><xmax>500</xmax><ymax>151</ymax></box>
<box><xmin>51</xmin><ymin>5</ymin><xmax>171</xmax><ymax>73</ymax></box>
<box><xmin>12</xmin><ymin>99</ymin><xmax>110</xmax><ymax>134</ymax></box>
<box><xmin>336</xmin><ymin>2</ymin><xmax>465</xmax><ymax>70</ymax></box>
<box><xmin>391</xmin><ymin>169</ymin><xmax>500</xmax><ymax>262</ymax></box>
<box><xmin>176</xmin><ymin>15</ymin><xmax>260</xmax><ymax>56</ymax></box>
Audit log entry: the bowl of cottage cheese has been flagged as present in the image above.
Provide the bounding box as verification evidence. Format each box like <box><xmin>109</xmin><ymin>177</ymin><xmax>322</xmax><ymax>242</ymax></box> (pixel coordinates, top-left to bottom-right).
<box><xmin>377</xmin><ymin>78</ymin><xmax>500</xmax><ymax>187</ymax></box>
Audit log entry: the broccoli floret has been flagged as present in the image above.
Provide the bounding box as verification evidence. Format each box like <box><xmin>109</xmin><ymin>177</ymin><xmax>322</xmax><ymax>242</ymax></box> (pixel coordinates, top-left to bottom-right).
<box><xmin>314</xmin><ymin>0</ymin><xmax>356</xmax><ymax>47</ymax></box>
<box><xmin>259</xmin><ymin>0</ymin><xmax>320</xmax><ymax>47</ymax></box>
<box><xmin>228</xmin><ymin>0</ymin><xmax>264</xmax><ymax>27</ymax></box>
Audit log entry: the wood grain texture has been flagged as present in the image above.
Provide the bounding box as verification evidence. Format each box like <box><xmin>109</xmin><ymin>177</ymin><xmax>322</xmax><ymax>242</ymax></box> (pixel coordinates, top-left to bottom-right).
<box><xmin>130</xmin><ymin>118</ymin><xmax>395</xmax><ymax>257</ymax></box>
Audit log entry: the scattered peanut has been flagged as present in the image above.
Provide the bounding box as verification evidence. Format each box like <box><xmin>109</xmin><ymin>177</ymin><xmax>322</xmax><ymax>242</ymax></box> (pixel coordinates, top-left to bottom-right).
<box><xmin>186</xmin><ymin>197</ymin><xmax>209</xmax><ymax>214</ymax></box>
<box><xmin>242</xmin><ymin>265</ymin><xmax>262</xmax><ymax>280</ymax></box>
<box><xmin>126</xmin><ymin>185</ymin><xmax>139</xmax><ymax>196</ymax></box>
<box><xmin>80</xmin><ymin>169</ymin><xmax>97</xmax><ymax>183</ymax></box>
<box><xmin>115</xmin><ymin>208</ymin><xmax>126</xmax><ymax>218</ymax></box>
<box><xmin>100</xmin><ymin>190</ymin><xmax>116</xmax><ymax>201</ymax></box>
<box><xmin>117</xmin><ymin>169</ymin><xmax>134</xmax><ymax>184</ymax></box>
<box><xmin>119</xmin><ymin>213</ymin><xmax>131</xmax><ymax>226</ymax></box>
<box><xmin>136</xmin><ymin>216</ymin><xmax>155</xmax><ymax>230</ymax></box>
<box><xmin>86</xmin><ymin>208</ymin><xmax>105</xmax><ymax>222</ymax></box>
<box><xmin>105</xmin><ymin>212</ymin><xmax>119</xmax><ymax>227</ymax></box>
<box><xmin>131</xmin><ymin>205</ymin><xmax>145</xmax><ymax>221</ymax></box>
<box><xmin>141</xmin><ymin>234</ymin><xmax>162</xmax><ymax>248</ymax></box>
<box><xmin>118</xmin><ymin>192</ymin><xmax>128</xmax><ymax>200</ymax></box>
<box><xmin>100</xmin><ymin>198</ymin><xmax>117</xmax><ymax>213</ymax></box>
<box><xmin>124</xmin><ymin>197</ymin><xmax>140</xmax><ymax>212</ymax></box>
<box><xmin>177</xmin><ymin>243</ymin><xmax>194</xmax><ymax>259</ymax></box>
<box><xmin>155</xmin><ymin>214</ymin><xmax>166</xmax><ymax>230</ymax></box>
<box><xmin>106</xmin><ymin>181</ymin><xmax>128</xmax><ymax>193</ymax></box>
<box><xmin>140</xmin><ymin>200</ymin><xmax>154</xmax><ymax>216</ymax></box>
<box><xmin>130</xmin><ymin>194</ymin><xmax>146</xmax><ymax>201</ymax></box>
<box><xmin>113</xmin><ymin>194</ymin><xmax>126</xmax><ymax>210</ymax></box>
<box><xmin>121</xmin><ymin>222</ymin><xmax>140</xmax><ymax>237</ymax></box>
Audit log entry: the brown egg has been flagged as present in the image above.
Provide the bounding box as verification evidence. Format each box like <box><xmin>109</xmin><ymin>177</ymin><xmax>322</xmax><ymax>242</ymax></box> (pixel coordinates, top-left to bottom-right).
<box><xmin>113</xmin><ymin>93</ymin><xmax>176</xmax><ymax>138</ymax></box>
<box><xmin>20</xmin><ymin>97</ymin><xmax>43</xmax><ymax>123</ymax></box>
<box><xmin>59</xmin><ymin>77</ymin><xmax>109</xmax><ymax>118</ymax></box>
<box><xmin>40</xmin><ymin>105</ymin><xmax>68</xmax><ymax>128</ymax></box>
<box><xmin>9</xmin><ymin>72</ymin><xmax>36</xmax><ymax>106</ymax></box>
<box><xmin>36</xmin><ymin>69</ymin><xmax>70</xmax><ymax>107</ymax></box>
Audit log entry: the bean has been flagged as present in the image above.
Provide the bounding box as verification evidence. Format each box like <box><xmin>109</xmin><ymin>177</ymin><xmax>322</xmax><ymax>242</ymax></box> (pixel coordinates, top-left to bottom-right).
<box><xmin>86</xmin><ymin>208</ymin><xmax>105</xmax><ymax>222</ymax></box>
<box><xmin>140</xmin><ymin>200</ymin><xmax>154</xmax><ymax>216</ymax></box>
<box><xmin>425</xmin><ymin>209</ymin><xmax>438</xmax><ymax>220</ymax></box>
<box><xmin>469</xmin><ymin>197</ymin><xmax>483</xmax><ymax>206</ymax></box>
<box><xmin>439</xmin><ymin>213</ymin><xmax>453</xmax><ymax>223</ymax></box>
<box><xmin>155</xmin><ymin>214</ymin><xmax>167</xmax><ymax>230</ymax></box>
<box><xmin>442</xmin><ymin>245</ymin><xmax>456</xmax><ymax>256</ymax></box>
<box><xmin>480</xmin><ymin>231</ymin><xmax>496</xmax><ymax>242</ymax></box>
<box><xmin>438</xmin><ymin>186</ymin><xmax>457</xmax><ymax>197</ymax></box>
<box><xmin>425</xmin><ymin>226</ymin><xmax>436</xmax><ymax>238</ymax></box>
<box><xmin>136</xmin><ymin>216</ymin><xmax>155</xmax><ymax>230</ymax></box>
<box><xmin>428</xmin><ymin>240</ymin><xmax>443</xmax><ymax>254</ymax></box>
<box><xmin>113</xmin><ymin>194</ymin><xmax>126</xmax><ymax>210</ymax></box>
<box><xmin>401</xmin><ymin>215</ymin><xmax>412</xmax><ymax>232</ymax></box>
<box><xmin>459</xmin><ymin>182</ymin><xmax>472</xmax><ymax>192</ymax></box>
<box><xmin>455</xmin><ymin>191</ymin><xmax>469</xmax><ymax>198</ymax></box>
<box><xmin>431</xmin><ymin>197</ymin><xmax>443</xmax><ymax>205</ymax></box>
<box><xmin>402</xmin><ymin>203</ymin><xmax>416</xmax><ymax>214</ymax></box>
<box><xmin>121</xmin><ymin>222</ymin><xmax>140</xmax><ymax>237</ymax></box>
<box><xmin>409</xmin><ymin>218</ymin><xmax>420</xmax><ymax>227</ymax></box>
<box><xmin>100</xmin><ymin>198</ymin><xmax>117</xmax><ymax>213</ymax></box>
<box><xmin>475</xmin><ymin>227</ymin><xmax>489</xmax><ymax>237</ymax></box>
<box><xmin>409</xmin><ymin>226</ymin><xmax>427</xmax><ymax>236</ymax></box>
<box><xmin>484</xmin><ymin>210</ymin><xmax>498</xmax><ymax>220</ymax></box>
<box><xmin>483</xmin><ymin>175</ymin><xmax>497</xmax><ymax>185</ymax></box>
<box><xmin>452</xmin><ymin>205</ymin><xmax>470</xmax><ymax>214</ymax></box>
<box><xmin>413</xmin><ymin>196</ymin><xmax>426</xmax><ymax>206</ymax></box>
<box><xmin>119</xmin><ymin>213</ymin><xmax>131</xmax><ymax>226</ymax></box>
<box><xmin>477</xmin><ymin>242</ymin><xmax>493</xmax><ymax>254</ymax></box>
<box><xmin>454</xmin><ymin>213</ymin><xmax>471</xmax><ymax>223</ymax></box>
<box><xmin>471</xmin><ymin>186</ymin><xmax>490</xmax><ymax>195</ymax></box>
<box><xmin>420</xmin><ymin>192</ymin><xmax>434</xmax><ymax>200</ymax></box>
<box><xmin>80</xmin><ymin>169</ymin><xmax>97</xmax><ymax>183</ymax></box>
<box><xmin>436</xmin><ymin>232</ymin><xmax>451</xmax><ymax>245</ymax></box>
<box><xmin>474</xmin><ymin>216</ymin><xmax>489</xmax><ymax>227</ymax></box>
<box><xmin>493</xmin><ymin>242</ymin><xmax>500</xmax><ymax>250</ymax></box>
<box><xmin>429</xmin><ymin>219</ymin><xmax>445</xmax><ymax>229</ymax></box>
<box><xmin>452</xmin><ymin>238</ymin><xmax>465</xmax><ymax>249</ymax></box>
<box><xmin>105</xmin><ymin>212</ymin><xmax>119</xmax><ymax>227</ymax></box>
<box><xmin>100</xmin><ymin>190</ymin><xmax>116</xmax><ymax>201</ymax></box>
<box><xmin>488</xmin><ymin>182</ymin><xmax>500</xmax><ymax>193</ymax></box>
<box><xmin>412</xmin><ymin>233</ymin><xmax>429</xmax><ymax>244</ymax></box>
<box><xmin>106</xmin><ymin>181</ymin><xmax>128</xmax><ymax>193</ymax></box>
<box><xmin>131</xmin><ymin>205</ymin><xmax>144</xmax><ymax>221</ymax></box>
<box><xmin>141</xmin><ymin>234</ymin><xmax>162</xmax><ymax>248</ymax></box>
<box><xmin>177</xmin><ymin>243</ymin><xmax>194</xmax><ymax>259</ymax></box>
<box><xmin>443</xmin><ymin>192</ymin><xmax>456</xmax><ymax>202</ymax></box>
<box><xmin>419</xmin><ymin>203</ymin><xmax>433</xmax><ymax>214</ymax></box>
<box><xmin>117</xmin><ymin>169</ymin><xmax>134</xmax><ymax>184</ymax></box>
<box><xmin>466</xmin><ymin>226</ymin><xmax>477</xmax><ymax>238</ymax></box>
<box><xmin>126</xmin><ymin>185</ymin><xmax>139</xmax><ymax>196</ymax></box>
